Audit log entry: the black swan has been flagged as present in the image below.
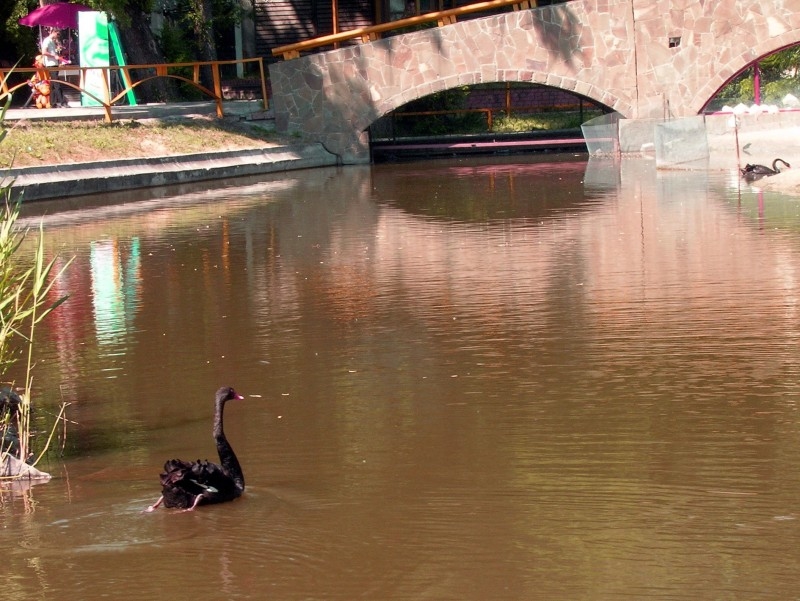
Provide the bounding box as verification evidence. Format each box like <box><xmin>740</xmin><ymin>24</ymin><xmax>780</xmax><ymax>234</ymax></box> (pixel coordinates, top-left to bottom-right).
<box><xmin>1</xmin><ymin>387</ymin><xmax>24</xmax><ymax>459</ymax></box>
<box><xmin>740</xmin><ymin>158</ymin><xmax>791</xmax><ymax>180</ymax></box>
<box><xmin>147</xmin><ymin>386</ymin><xmax>245</xmax><ymax>512</ymax></box>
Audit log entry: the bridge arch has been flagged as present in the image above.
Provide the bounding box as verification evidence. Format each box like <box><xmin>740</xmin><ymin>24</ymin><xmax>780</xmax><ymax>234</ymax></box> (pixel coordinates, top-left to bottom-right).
<box><xmin>691</xmin><ymin>41</ymin><xmax>800</xmax><ymax>114</ymax></box>
<box><xmin>269</xmin><ymin>0</ymin><xmax>800</xmax><ymax>163</ymax></box>
<box><xmin>360</xmin><ymin>72</ymin><xmax>620</xmax><ymax>139</ymax></box>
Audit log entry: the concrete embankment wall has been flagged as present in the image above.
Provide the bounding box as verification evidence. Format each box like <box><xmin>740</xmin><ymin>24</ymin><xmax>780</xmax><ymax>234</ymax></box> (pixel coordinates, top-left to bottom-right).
<box><xmin>6</xmin><ymin>144</ymin><xmax>338</xmax><ymax>202</ymax></box>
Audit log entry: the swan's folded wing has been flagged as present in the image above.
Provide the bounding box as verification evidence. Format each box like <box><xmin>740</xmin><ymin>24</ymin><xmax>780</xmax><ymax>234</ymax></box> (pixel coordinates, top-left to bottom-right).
<box><xmin>190</xmin><ymin>460</ymin><xmax>241</xmax><ymax>500</ymax></box>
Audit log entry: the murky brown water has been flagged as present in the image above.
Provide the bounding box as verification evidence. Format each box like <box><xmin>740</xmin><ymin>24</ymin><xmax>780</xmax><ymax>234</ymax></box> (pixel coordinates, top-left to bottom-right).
<box><xmin>3</xmin><ymin>156</ymin><xmax>800</xmax><ymax>600</ymax></box>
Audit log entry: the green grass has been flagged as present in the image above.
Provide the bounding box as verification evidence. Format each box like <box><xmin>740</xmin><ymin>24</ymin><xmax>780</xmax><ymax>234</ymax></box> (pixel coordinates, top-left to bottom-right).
<box><xmin>0</xmin><ymin>118</ymin><xmax>284</xmax><ymax>168</ymax></box>
<box><xmin>492</xmin><ymin>110</ymin><xmax>605</xmax><ymax>132</ymax></box>
<box><xmin>377</xmin><ymin>109</ymin><xmax>606</xmax><ymax>139</ymax></box>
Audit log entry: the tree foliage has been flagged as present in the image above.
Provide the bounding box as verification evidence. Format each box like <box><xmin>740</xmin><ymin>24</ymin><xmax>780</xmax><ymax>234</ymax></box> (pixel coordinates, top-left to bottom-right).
<box><xmin>159</xmin><ymin>0</ymin><xmax>245</xmax><ymax>63</ymax></box>
<box><xmin>396</xmin><ymin>87</ymin><xmax>486</xmax><ymax>137</ymax></box>
<box><xmin>713</xmin><ymin>44</ymin><xmax>800</xmax><ymax>107</ymax></box>
<box><xmin>3</xmin><ymin>1</ymin><xmax>115</xmax><ymax>66</ymax></box>
<box><xmin>759</xmin><ymin>45</ymin><xmax>800</xmax><ymax>103</ymax></box>
<box><xmin>2</xmin><ymin>0</ymin><xmax>244</xmax><ymax>96</ymax></box>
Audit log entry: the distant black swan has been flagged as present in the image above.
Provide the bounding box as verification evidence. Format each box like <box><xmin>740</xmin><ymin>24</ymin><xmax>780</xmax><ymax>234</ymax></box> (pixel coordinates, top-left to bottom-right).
<box><xmin>147</xmin><ymin>387</ymin><xmax>245</xmax><ymax>512</ymax></box>
<box><xmin>740</xmin><ymin>158</ymin><xmax>791</xmax><ymax>180</ymax></box>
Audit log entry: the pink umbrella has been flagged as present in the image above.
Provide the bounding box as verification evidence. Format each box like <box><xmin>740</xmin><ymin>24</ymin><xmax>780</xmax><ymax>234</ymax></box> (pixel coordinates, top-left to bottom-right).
<box><xmin>18</xmin><ymin>2</ymin><xmax>93</xmax><ymax>30</ymax></box>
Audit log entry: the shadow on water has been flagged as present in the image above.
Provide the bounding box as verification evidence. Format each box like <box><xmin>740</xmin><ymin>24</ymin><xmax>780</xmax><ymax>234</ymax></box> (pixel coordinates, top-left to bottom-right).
<box><xmin>372</xmin><ymin>155</ymin><xmax>601</xmax><ymax>221</ymax></box>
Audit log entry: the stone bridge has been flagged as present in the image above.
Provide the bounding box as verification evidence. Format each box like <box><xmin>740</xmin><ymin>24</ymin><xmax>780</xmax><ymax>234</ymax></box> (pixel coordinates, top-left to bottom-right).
<box><xmin>268</xmin><ymin>0</ymin><xmax>800</xmax><ymax>163</ymax></box>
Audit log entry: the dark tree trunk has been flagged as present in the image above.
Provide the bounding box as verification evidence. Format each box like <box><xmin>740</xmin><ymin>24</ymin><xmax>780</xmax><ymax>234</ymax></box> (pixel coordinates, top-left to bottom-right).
<box><xmin>196</xmin><ymin>0</ymin><xmax>218</xmax><ymax>62</ymax></box>
<box><xmin>192</xmin><ymin>0</ymin><xmax>218</xmax><ymax>89</ymax></box>
<box><xmin>116</xmin><ymin>0</ymin><xmax>178</xmax><ymax>102</ymax></box>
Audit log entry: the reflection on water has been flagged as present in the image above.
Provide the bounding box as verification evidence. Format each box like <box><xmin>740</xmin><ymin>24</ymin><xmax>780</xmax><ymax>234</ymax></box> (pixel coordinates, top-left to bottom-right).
<box><xmin>3</xmin><ymin>156</ymin><xmax>800</xmax><ymax>600</ymax></box>
<box><xmin>90</xmin><ymin>237</ymin><xmax>141</xmax><ymax>355</ymax></box>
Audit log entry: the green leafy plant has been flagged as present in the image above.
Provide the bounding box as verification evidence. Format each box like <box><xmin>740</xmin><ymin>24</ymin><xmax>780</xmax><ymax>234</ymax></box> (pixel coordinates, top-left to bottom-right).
<box><xmin>396</xmin><ymin>87</ymin><xmax>486</xmax><ymax>136</ymax></box>
<box><xmin>493</xmin><ymin>110</ymin><xmax>604</xmax><ymax>132</ymax></box>
<box><xmin>708</xmin><ymin>45</ymin><xmax>800</xmax><ymax>110</ymax></box>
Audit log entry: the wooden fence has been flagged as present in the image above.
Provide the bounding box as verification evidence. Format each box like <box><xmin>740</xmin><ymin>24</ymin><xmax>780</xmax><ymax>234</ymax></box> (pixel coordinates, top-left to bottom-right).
<box><xmin>0</xmin><ymin>57</ymin><xmax>269</xmax><ymax>123</ymax></box>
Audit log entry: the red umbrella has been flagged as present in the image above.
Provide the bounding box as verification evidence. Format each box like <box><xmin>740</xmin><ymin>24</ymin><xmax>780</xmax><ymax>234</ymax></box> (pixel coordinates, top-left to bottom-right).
<box><xmin>18</xmin><ymin>2</ymin><xmax>93</xmax><ymax>29</ymax></box>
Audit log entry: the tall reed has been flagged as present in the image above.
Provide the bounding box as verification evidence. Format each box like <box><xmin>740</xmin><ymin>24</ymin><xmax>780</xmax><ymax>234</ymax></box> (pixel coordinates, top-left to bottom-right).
<box><xmin>0</xmin><ymin>80</ymin><xmax>73</xmax><ymax>479</ymax></box>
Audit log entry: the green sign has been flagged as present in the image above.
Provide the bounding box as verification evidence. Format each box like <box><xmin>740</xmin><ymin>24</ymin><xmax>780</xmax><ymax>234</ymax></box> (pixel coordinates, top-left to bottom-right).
<box><xmin>109</xmin><ymin>21</ymin><xmax>136</xmax><ymax>106</ymax></box>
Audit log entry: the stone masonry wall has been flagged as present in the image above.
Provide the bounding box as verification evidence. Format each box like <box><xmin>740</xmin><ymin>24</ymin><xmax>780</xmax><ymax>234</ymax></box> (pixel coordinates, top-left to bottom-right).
<box><xmin>269</xmin><ymin>0</ymin><xmax>800</xmax><ymax>163</ymax></box>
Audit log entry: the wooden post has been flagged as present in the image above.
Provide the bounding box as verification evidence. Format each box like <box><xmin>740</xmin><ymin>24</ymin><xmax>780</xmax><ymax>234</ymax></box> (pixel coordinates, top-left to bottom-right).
<box><xmin>258</xmin><ymin>58</ymin><xmax>269</xmax><ymax>110</ymax></box>
<box><xmin>212</xmin><ymin>62</ymin><xmax>223</xmax><ymax>118</ymax></box>
<box><xmin>332</xmin><ymin>0</ymin><xmax>340</xmax><ymax>49</ymax></box>
<box><xmin>102</xmin><ymin>66</ymin><xmax>112</xmax><ymax>122</ymax></box>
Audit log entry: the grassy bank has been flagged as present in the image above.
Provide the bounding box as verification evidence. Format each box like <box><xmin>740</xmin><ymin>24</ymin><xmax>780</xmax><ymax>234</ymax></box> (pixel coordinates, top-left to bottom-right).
<box><xmin>0</xmin><ymin>110</ymin><xmax>597</xmax><ymax>170</ymax></box>
<box><xmin>0</xmin><ymin>117</ymin><xmax>289</xmax><ymax>169</ymax></box>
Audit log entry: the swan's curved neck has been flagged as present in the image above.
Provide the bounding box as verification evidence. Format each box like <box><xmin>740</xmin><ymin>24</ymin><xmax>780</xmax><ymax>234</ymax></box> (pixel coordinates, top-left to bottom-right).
<box><xmin>214</xmin><ymin>399</ymin><xmax>245</xmax><ymax>491</ymax></box>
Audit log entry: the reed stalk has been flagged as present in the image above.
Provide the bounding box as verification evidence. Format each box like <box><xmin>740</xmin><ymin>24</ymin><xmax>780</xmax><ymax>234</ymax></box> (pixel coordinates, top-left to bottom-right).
<box><xmin>0</xmin><ymin>79</ymin><xmax>73</xmax><ymax>481</ymax></box>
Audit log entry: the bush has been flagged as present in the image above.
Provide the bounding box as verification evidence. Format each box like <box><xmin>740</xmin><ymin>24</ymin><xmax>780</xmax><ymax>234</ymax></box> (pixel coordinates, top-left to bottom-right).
<box><xmin>395</xmin><ymin>87</ymin><xmax>487</xmax><ymax>136</ymax></box>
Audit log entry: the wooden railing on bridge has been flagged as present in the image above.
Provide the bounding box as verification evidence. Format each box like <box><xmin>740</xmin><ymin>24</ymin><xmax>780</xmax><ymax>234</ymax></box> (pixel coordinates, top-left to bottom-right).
<box><xmin>0</xmin><ymin>57</ymin><xmax>269</xmax><ymax>123</ymax></box>
<box><xmin>272</xmin><ymin>0</ymin><xmax>538</xmax><ymax>60</ymax></box>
